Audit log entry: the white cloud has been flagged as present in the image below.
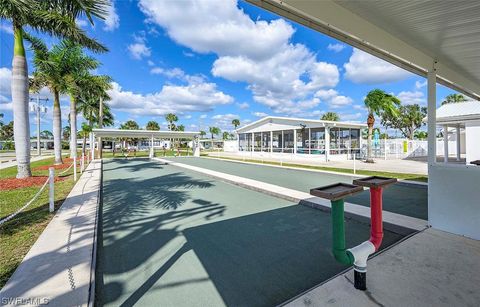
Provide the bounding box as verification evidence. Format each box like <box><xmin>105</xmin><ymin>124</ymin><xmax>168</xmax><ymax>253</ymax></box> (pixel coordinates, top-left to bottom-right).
<box><xmin>327</xmin><ymin>43</ymin><xmax>345</xmax><ymax>52</ymax></box>
<box><xmin>344</xmin><ymin>49</ymin><xmax>412</xmax><ymax>84</ymax></box>
<box><xmin>183</xmin><ymin>51</ymin><xmax>195</xmax><ymax>57</ymax></box>
<box><xmin>104</xmin><ymin>0</ymin><xmax>120</xmax><ymax>31</ymax></box>
<box><xmin>252</xmin><ymin>112</ymin><xmax>268</xmax><ymax>117</ymax></box>
<box><xmin>107</xmin><ymin>78</ymin><xmax>233</xmax><ymax>116</ymax></box>
<box><xmin>211</xmin><ymin>113</ymin><xmax>240</xmax><ymax>130</ymax></box>
<box><xmin>397</xmin><ymin>91</ymin><xmax>426</xmax><ymax>105</ymax></box>
<box><xmin>415</xmin><ymin>80</ymin><xmax>427</xmax><ymax>89</ymax></box>
<box><xmin>75</xmin><ymin>19</ymin><xmax>88</xmax><ymax>28</ymax></box>
<box><xmin>150</xmin><ymin>67</ymin><xmax>185</xmax><ymax>79</ymax></box>
<box><xmin>314</xmin><ymin>89</ymin><xmax>353</xmax><ymax>108</ymax></box>
<box><xmin>339</xmin><ymin>112</ymin><xmax>362</xmax><ymax>121</ymax></box>
<box><xmin>199</xmin><ymin>114</ymin><xmax>208</xmax><ymax>119</ymax></box>
<box><xmin>147</xmin><ymin>60</ymin><xmax>155</xmax><ymax>66</ymax></box>
<box><xmin>236</xmin><ymin>102</ymin><xmax>249</xmax><ymax>109</ymax></box>
<box><xmin>128</xmin><ymin>43</ymin><xmax>150</xmax><ymax>60</ymax></box>
<box><xmin>0</xmin><ymin>67</ymin><xmax>11</xmax><ymax>96</ymax></box>
<box><xmin>0</xmin><ymin>23</ymin><xmax>13</xmax><ymax>34</ymax></box>
<box><xmin>128</xmin><ymin>33</ymin><xmax>150</xmax><ymax>59</ymax></box>
<box><xmin>139</xmin><ymin>0</ymin><xmax>340</xmax><ymax>116</ymax></box>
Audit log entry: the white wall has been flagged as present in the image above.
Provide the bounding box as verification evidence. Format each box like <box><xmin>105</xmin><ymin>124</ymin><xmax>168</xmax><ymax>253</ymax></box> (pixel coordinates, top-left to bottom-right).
<box><xmin>465</xmin><ymin>121</ymin><xmax>480</xmax><ymax>164</ymax></box>
<box><xmin>224</xmin><ymin>140</ymin><xmax>238</xmax><ymax>152</ymax></box>
<box><xmin>429</xmin><ymin>164</ymin><xmax>480</xmax><ymax>240</ymax></box>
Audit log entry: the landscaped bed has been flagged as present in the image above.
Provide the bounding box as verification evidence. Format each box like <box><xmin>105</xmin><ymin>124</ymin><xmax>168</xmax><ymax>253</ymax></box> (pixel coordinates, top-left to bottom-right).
<box><xmin>0</xmin><ymin>157</ymin><xmax>81</xmax><ymax>288</ymax></box>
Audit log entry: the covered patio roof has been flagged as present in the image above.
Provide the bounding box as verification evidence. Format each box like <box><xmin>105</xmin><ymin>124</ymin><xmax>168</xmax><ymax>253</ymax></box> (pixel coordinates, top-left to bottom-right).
<box><xmin>92</xmin><ymin>128</ymin><xmax>199</xmax><ymax>139</ymax></box>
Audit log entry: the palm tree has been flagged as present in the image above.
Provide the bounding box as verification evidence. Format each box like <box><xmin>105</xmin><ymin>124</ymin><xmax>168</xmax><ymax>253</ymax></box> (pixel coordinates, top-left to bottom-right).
<box><xmin>59</xmin><ymin>42</ymin><xmax>101</xmax><ymax>157</ymax></box>
<box><xmin>176</xmin><ymin>125</ymin><xmax>185</xmax><ymax>132</ymax></box>
<box><xmin>3</xmin><ymin>0</ymin><xmax>109</xmax><ymax>177</ymax></box>
<box><xmin>209</xmin><ymin>126</ymin><xmax>220</xmax><ymax>149</ymax></box>
<box><xmin>441</xmin><ymin>93</ymin><xmax>467</xmax><ymax>106</ymax></box>
<box><xmin>120</xmin><ymin>120</ymin><xmax>140</xmax><ymax>130</ymax></box>
<box><xmin>78</xmin><ymin>122</ymin><xmax>92</xmax><ymax>156</ymax></box>
<box><xmin>77</xmin><ymin>92</ymin><xmax>114</xmax><ymax>129</ymax></box>
<box><xmin>321</xmin><ymin>112</ymin><xmax>340</xmax><ymax>121</ymax></box>
<box><xmin>40</xmin><ymin>130</ymin><xmax>53</xmax><ymax>139</ymax></box>
<box><xmin>222</xmin><ymin>131</ymin><xmax>230</xmax><ymax>140</ymax></box>
<box><xmin>62</xmin><ymin>125</ymin><xmax>71</xmax><ymax>141</ymax></box>
<box><xmin>364</xmin><ymin>89</ymin><xmax>400</xmax><ymax>162</ymax></box>
<box><xmin>199</xmin><ymin>130</ymin><xmax>206</xmax><ymax>139</ymax></box>
<box><xmin>165</xmin><ymin>113</ymin><xmax>178</xmax><ymax>131</ymax></box>
<box><xmin>146</xmin><ymin>120</ymin><xmax>160</xmax><ymax>130</ymax></box>
<box><xmin>232</xmin><ymin>119</ymin><xmax>240</xmax><ymax>130</ymax></box>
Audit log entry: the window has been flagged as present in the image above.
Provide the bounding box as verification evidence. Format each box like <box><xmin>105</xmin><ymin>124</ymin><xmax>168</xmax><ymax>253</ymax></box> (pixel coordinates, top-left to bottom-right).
<box><xmin>283</xmin><ymin>130</ymin><xmax>294</xmax><ymax>153</ymax></box>
<box><xmin>254</xmin><ymin>133</ymin><xmax>261</xmax><ymax>151</ymax></box>
<box><xmin>296</xmin><ymin>128</ymin><xmax>309</xmax><ymax>154</ymax></box>
<box><xmin>310</xmin><ymin>128</ymin><xmax>325</xmax><ymax>154</ymax></box>
<box><xmin>239</xmin><ymin>133</ymin><xmax>246</xmax><ymax>151</ymax></box>
<box><xmin>272</xmin><ymin>131</ymin><xmax>282</xmax><ymax>152</ymax></box>
<box><xmin>262</xmin><ymin>132</ymin><xmax>270</xmax><ymax>152</ymax></box>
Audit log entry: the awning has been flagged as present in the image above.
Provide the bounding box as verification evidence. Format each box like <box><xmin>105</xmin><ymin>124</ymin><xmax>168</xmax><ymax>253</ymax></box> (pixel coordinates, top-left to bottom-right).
<box><xmin>92</xmin><ymin>128</ymin><xmax>199</xmax><ymax>139</ymax></box>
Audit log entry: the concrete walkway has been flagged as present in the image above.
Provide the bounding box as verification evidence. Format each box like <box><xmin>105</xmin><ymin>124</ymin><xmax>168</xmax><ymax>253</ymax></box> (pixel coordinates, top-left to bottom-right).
<box><xmin>0</xmin><ymin>155</ymin><xmax>53</xmax><ymax>170</ymax></box>
<box><xmin>154</xmin><ymin>158</ymin><xmax>427</xmax><ymax>232</ymax></box>
<box><xmin>285</xmin><ymin>228</ymin><xmax>480</xmax><ymax>307</ymax></box>
<box><xmin>0</xmin><ymin>160</ymin><xmax>102</xmax><ymax>306</ymax></box>
<box><xmin>207</xmin><ymin>152</ymin><xmax>429</xmax><ymax>175</ymax></box>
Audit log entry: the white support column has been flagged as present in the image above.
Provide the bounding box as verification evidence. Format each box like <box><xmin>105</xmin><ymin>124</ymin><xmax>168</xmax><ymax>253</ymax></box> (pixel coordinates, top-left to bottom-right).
<box><xmin>456</xmin><ymin>125</ymin><xmax>461</xmax><ymax>161</ymax></box>
<box><xmin>149</xmin><ymin>135</ymin><xmax>154</xmax><ymax>158</ymax></box>
<box><xmin>270</xmin><ymin>130</ymin><xmax>273</xmax><ymax>153</ymax></box>
<box><xmin>293</xmin><ymin>129</ymin><xmax>297</xmax><ymax>154</ymax></box>
<box><xmin>443</xmin><ymin>125</ymin><xmax>449</xmax><ymax>163</ymax></box>
<box><xmin>90</xmin><ymin>133</ymin><xmax>95</xmax><ymax>161</ymax></box>
<box><xmin>251</xmin><ymin>133</ymin><xmax>254</xmax><ymax>152</ymax></box>
<box><xmin>325</xmin><ymin>126</ymin><xmax>330</xmax><ymax>162</ymax></box>
<box><xmin>427</xmin><ymin>63</ymin><xmax>437</xmax><ymax>166</ymax></box>
<box><xmin>308</xmin><ymin>128</ymin><xmax>311</xmax><ymax>154</ymax></box>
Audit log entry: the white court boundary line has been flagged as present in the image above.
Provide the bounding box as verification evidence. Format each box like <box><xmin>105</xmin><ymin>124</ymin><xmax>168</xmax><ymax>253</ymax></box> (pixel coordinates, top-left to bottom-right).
<box><xmin>154</xmin><ymin>157</ymin><xmax>427</xmax><ymax>232</ymax></box>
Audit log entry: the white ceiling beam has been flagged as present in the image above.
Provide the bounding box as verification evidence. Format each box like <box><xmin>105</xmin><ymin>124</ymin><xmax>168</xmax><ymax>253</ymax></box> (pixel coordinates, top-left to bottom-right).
<box><xmin>246</xmin><ymin>0</ymin><xmax>480</xmax><ymax>100</ymax></box>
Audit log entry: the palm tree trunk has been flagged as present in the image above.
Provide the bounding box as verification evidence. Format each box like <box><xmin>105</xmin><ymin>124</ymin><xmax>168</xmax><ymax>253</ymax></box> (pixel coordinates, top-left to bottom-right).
<box><xmin>82</xmin><ymin>135</ymin><xmax>86</xmax><ymax>156</ymax></box>
<box><xmin>70</xmin><ymin>95</ymin><xmax>77</xmax><ymax>158</ymax></box>
<box><xmin>53</xmin><ymin>90</ymin><xmax>63</xmax><ymax>164</ymax></box>
<box><xmin>366</xmin><ymin>113</ymin><xmax>375</xmax><ymax>163</ymax></box>
<box><xmin>12</xmin><ymin>23</ymin><xmax>32</xmax><ymax>178</ymax></box>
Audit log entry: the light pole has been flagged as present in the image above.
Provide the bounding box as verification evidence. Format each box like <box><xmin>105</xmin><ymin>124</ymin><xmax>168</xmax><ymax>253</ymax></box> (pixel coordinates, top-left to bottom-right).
<box><xmin>30</xmin><ymin>95</ymin><xmax>48</xmax><ymax>156</ymax></box>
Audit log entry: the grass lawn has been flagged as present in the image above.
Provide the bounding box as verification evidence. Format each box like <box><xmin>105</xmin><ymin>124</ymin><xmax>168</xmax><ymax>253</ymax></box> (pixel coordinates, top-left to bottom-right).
<box><xmin>0</xmin><ymin>157</ymin><xmax>80</xmax><ymax>288</ymax></box>
<box><xmin>203</xmin><ymin>155</ymin><xmax>428</xmax><ymax>182</ymax></box>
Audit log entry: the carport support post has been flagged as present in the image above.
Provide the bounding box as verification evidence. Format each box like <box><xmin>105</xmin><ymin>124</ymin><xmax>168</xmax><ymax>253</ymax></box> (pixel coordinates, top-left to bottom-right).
<box><xmin>427</xmin><ymin>63</ymin><xmax>437</xmax><ymax>166</ymax></box>
<box><xmin>149</xmin><ymin>135</ymin><xmax>154</xmax><ymax>158</ymax></box>
<box><xmin>91</xmin><ymin>133</ymin><xmax>95</xmax><ymax>161</ymax></box>
<box><xmin>456</xmin><ymin>125</ymin><xmax>461</xmax><ymax>161</ymax></box>
<box><xmin>325</xmin><ymin>126</ymin><xmax>330</xmax><ymax>162</ymax></box>
<box><xmin>443</xmin><ymin>125</ymin><xmax>449</xmax><ymax>163</ymax></box>
<box><xmin>49</xmin><ymin>167</ymin><xmax>54</xmax><ymax>212</ymax></box>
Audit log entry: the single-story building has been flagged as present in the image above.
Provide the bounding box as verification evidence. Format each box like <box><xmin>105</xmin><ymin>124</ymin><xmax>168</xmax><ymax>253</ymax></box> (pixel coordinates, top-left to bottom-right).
<box><xmin>236</xmin><ymin>116</ymin><xmax>366</xmax><ymax>161</ymax></box>
<box><xmin>436</xmin><ymin>101</ymin><xmax>480</xmax><ymax>164</ymax></box>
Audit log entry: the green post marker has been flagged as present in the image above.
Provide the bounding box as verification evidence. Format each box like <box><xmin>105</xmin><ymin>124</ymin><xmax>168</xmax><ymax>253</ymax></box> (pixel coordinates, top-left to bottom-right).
<box><xmin>331</xmin><ymin>199</ymin><xmax>354</xmax><ymax>265</ymax></box>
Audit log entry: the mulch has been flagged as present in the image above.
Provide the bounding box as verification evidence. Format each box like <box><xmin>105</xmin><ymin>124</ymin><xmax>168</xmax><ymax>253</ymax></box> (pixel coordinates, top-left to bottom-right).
<box><xmin>0</xmin><ymin>176</ymin><xmax>67</xmax><ymax>191</ymax></box>
<box><xmin>32</xmin><ymin>158</ymin><xmax>77</xmax><ymax>171</ymax></box>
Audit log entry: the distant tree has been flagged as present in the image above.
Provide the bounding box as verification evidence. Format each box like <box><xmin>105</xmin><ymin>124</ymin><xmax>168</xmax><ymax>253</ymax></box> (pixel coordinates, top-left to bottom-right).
<box><xmin>199</xmin><ymin>130</ymin><xmax>206</xmax><ymax>138</ymax></box>
<box><xmin>232</xmin><ymin>119</ymin><xmax>240</xmax><ymax>130</ymax></box>
<box><xmin>380</xmin><ymin>104</ymin><xmax>427</xmax><ymax>140</ymax></box>
<box><xmin>40</xmin><ymin>130</ymin><xmax>53</xmax><ymax>139</ymax></box>
<box><xmin>364</xmin><ymin>89</ymin><xmax>400</xmax><ymax>162</ymax></box>
<box><xmin>79</xmin><ymin>122</ymin><xmax>92</xmax><ymax>156</ymax></box>
<box><xmin>165</xmin><ymin>113</ymin><xmax>178</xmax><ymax>131</ymax></box>
<box><xmin>441</xmin><ymin>93</ymin><xmax>467</xmax><ymax>106</ymax></box>
<box><xmin>176</xmin><ymin>125</ymin><xmax>185</xmax><ymax>132</ymax></box>
<box><xmin>414</xmin><ymin>130</ymin><xmax>428</xmax><ymax>140</ymax></box>
<box><xmin>0</xmin><ymin>121</ymin><xmax>14</xmax><ymax>140</ymax></box>
<box><xmin>321</xmin><ymin>112</ymin><xmax>340</xmax><ymax>121</ymax></box>
<box><xmin>209</xmin><ymin>126</ymin><xmax>221</xmax><ymax>139</ymax></box>
<box><xmin>222</xmin><ymin>131</ymin><xmax>230</xmax><ymax>140</ymax></box>
<box><xmin>146</xmin><ymin>121</ymin><xmax>160</xmax><ymax>131</ymax></box>
<box><xmin>0</xmin><ymin>113</ymin><xmax>3</xmax><ymax>125</ymax></box>
<box><xmin>120</xmin><ymin>120</ymin><xmax>140</xmax><ymax>130</ymax></box>
<box><xmin>63</xmin><ymin>125</ymin><xmax>71</xmax><ymax>141</ymax></box>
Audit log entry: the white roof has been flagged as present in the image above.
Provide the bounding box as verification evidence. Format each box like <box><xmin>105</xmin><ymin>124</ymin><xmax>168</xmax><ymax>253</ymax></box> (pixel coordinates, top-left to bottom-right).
<box><xmin>248</xmin><ymin>0</ymin><xmax>480</xmax><ymax>99</ymax></box>
<box><xmin>92</xmin><ymin>129</ymin><xmax>199</xmax><ymax>138</ymax></box>
<box><xmin>237</xmin><ymin>116</ymin><xmax>366</xmax><ymax>133</ymax></box>
<box><xmin>436</xmin><ymin>101</ymin><xmax>480</xmax><ymax>124</ymax></box>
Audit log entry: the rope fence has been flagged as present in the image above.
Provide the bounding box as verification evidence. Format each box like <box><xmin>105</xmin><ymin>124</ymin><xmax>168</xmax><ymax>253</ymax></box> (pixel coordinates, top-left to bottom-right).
<box><xmin>0</xmin><ymin>156</ymin><xmax>89</xmax><ymax>226</ymax></box>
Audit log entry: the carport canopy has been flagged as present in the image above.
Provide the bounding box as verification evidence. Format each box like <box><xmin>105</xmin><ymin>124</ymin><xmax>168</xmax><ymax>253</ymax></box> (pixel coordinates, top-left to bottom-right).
<box><xmin>92</xmin><ymin>128</ymin><xmax>200</xmax><ymax>139</ymax></box>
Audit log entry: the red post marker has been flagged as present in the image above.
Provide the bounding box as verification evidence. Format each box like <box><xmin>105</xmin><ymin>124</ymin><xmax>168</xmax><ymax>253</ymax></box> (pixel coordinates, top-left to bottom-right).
<box><xmin>369</xmin><ymin>187</ymin><xmax>383</xmax><ymax>251</ymax></box>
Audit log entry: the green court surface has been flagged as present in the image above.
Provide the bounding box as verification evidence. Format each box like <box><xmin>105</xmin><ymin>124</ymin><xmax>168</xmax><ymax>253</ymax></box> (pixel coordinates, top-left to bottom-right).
<box><xmin>96</xmin><ymin>159</ymin><xmax>411</xmax><ymax>306</ymax></box>
<box><xmin>165</xmin><ymin>157</ymin><xmax>428</xmax><ymax>220</ymax></box>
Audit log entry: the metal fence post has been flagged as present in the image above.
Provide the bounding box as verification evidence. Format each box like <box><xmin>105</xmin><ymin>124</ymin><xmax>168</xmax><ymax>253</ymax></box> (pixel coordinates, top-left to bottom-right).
<box><xmin>81</xmin><ymin>153</ymin><xmax>84</xmax><ymax>174</ymax></box>
<box><xmin>49</xmin><ymin>167</ymin><xmax>54</xmax><ymax>212</ymax></box>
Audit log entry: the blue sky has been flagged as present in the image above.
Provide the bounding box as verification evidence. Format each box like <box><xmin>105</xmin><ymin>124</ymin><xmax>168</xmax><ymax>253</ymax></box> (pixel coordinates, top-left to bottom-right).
<box><xmin>0</xmin><ymin>0</ymin><xmax>456</xmax><ymax>134</ymax></box>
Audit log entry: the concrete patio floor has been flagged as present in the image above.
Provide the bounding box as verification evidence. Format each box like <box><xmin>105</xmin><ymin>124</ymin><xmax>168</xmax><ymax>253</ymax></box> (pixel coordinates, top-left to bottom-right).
<box><xmin>285</xmin><ymin>228</ymin><xmax>480</xmax><ymax>307</ymax></box>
